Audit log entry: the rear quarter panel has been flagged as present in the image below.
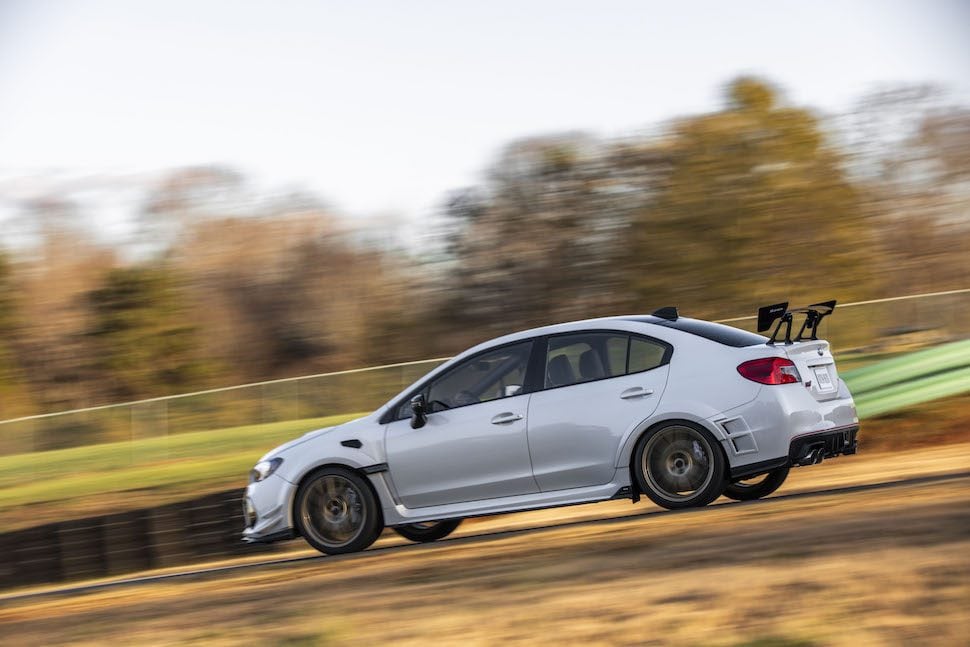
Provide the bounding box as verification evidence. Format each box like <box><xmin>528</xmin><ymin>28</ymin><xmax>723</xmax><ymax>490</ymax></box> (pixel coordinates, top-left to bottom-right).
<box><xmin>614</xmin><ymin>327</ymin><xmax>768</xmax><ymax>468</ymax></box>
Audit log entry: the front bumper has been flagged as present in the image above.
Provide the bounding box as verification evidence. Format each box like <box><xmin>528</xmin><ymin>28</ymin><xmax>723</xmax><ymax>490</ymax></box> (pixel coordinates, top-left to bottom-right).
<box><xmin>241</xmin><ymin>472</ymin><xmax>297</xmax><ymax>543</ymax></box>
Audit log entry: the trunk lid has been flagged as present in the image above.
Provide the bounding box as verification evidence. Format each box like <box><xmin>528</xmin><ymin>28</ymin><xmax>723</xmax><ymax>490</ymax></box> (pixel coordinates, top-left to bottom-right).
<box><xmin>783</xmin><ymin>340</ymin><xmax>842</xmax><ymax>401</ymax></box>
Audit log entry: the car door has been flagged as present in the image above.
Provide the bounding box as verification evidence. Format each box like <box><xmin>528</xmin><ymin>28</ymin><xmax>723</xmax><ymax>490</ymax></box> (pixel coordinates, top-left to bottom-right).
<box><xmin>384</xmin><ymin>340</ymin><xmax>539</xmax><ymax>509</ymax></box>
<box><xmin>527</xmin><ymin>331</ymin><xmax>671</xmax><ymax>491</ymax></box>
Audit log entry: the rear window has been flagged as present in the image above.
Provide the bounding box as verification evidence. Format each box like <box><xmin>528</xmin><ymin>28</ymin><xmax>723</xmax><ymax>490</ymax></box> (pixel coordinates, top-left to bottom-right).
<box><xmin>626</xmin><ymin>316</ymin><xmax>767</xmax><ymax>348</ymax></box>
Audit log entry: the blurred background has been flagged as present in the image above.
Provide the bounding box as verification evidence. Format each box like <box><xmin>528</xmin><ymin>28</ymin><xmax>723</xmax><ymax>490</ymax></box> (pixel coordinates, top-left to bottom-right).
<box><xmin>0</xmin><ymin>1</ymin><xmax>969</xmax><ymax>643</ymax></box>
<box><xmin>1</xmin><ymin>1</ymin><xmax>968</xmax><ymax>419</ymax></box>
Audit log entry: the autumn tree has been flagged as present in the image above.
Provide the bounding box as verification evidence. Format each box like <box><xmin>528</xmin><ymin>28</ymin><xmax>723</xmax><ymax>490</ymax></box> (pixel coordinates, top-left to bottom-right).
<box><xmin>439</xmin><ymin>133</ymin><xmax>668</xmax><ymax>342</ymax></box>
<box><xmin>0</xmin><ymin>251</ymin><xmax>28</xmax><ymax>417</ymax></box>
<box><xmin>627</xmin><ymin>77</ymin><xmax>878</xmax><ymax>318</ymax></box>
<box><xmin>7</xmin><ymin>198</ymin><xmax>117</xmax><ymax>411</ymax></box>
<box><xmin>86</xmin><ymin>266</ymin><xmax>206</xmax><ymax>400</ymax></box>
<box><xmin>846</xmin><ymin>86</ymin><xmax>970</xmax><ymax>296</ymax></box>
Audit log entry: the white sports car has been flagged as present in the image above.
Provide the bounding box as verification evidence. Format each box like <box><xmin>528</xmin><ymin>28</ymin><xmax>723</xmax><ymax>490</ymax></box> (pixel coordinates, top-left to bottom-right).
<box><xmin>243</xmin><ymin>302</ymin><xmax>858</xmax><ymax>554</ymax></box>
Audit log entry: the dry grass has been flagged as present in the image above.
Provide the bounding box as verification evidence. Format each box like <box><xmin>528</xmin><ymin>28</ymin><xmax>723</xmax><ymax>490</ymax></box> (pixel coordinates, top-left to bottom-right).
<box><xmin>859</xmin><ymin>392</ymin><xmax>970</xmax><ymax>452</ymax></box>
<box><xmin>2</xmin><ymin>445</ymin><xmax>968</xmax><ymax>646</ymax></box>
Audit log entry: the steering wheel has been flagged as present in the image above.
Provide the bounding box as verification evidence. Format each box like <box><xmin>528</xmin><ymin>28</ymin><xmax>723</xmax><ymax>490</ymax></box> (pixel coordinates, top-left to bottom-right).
<box><xmin>427</xmin><ymin>399</ymin><xmax>451</xmax><ymax>412</ymax></box>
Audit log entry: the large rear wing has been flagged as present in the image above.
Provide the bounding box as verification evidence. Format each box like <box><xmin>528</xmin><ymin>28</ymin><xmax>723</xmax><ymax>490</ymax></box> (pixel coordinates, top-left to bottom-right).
<box><xmin>757</xmin><ymin>300</ymin><xmax>837</xmax><ymax>345</ymax></box>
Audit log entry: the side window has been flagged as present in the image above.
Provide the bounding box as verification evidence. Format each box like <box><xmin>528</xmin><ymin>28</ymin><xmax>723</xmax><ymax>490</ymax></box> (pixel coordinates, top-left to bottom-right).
<box><xmin>545</xmin><ymin>333</ymin><xmax>627</xmax><ymax>388</ymax></box>
<box><xmin>425</xmin><ymin>341</ymin><xmax>532</xmax><ymax>411</ymax></box>
<box><xmin>629</xmin><ymin>337</ymin><xmax>667</xmax><ymax>373</ymax></box>
<box><xmin>606</xmin><ymin>336</ymin><xmax>628</xmax><ymax>375</ymax></box>
<box><xmin>395</xmin><ymin>399</ymin><xmax>413</xmax><ymax>420</ymax></box>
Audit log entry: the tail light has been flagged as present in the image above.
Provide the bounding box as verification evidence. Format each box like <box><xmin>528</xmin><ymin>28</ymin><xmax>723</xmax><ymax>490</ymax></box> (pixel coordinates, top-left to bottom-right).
<box><xmin>737</xmin><ymin>357</ymin><xmax>801</xmax><ymax>385</ymax></box>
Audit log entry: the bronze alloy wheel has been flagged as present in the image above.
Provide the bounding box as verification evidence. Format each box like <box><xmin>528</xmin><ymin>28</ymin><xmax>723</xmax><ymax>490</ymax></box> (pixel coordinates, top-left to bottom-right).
<box><xmin>635</xmin><ymin>421</ymin><xmax>726</xmax><ymax>509</ymax></box>
<box><xmin>295</xmin><ymin>467</ymin><xmax>383</xmax><ymax>554</ymax></box>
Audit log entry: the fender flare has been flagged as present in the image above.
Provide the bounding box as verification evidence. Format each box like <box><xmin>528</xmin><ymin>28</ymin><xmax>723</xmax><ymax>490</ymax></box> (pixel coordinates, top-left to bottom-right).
<box><xmin>284</xmin><ymin>457</ymin><xmax>388</xmax><ymax>530</ymax></box>
<box><xmin>614</xmin><ymin>411</ymin><xmax>729</xmax><ymax>470</ymax></box>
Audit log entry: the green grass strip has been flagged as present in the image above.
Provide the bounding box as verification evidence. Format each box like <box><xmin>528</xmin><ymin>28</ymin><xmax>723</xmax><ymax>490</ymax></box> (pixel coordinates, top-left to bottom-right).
<box><xmin>0</xmin><ymin>413</ymin><xmax>365</xmax><ymax>509</ymax></box>
<box><xmin>841</xmin><ymin>339</ymin><xmax>970</xmax><ymax>396</ymax></box>
<box><xmin>853</xmin><ymin>366</ymin><xmax>970</xmax><ymax>419</ymax></box>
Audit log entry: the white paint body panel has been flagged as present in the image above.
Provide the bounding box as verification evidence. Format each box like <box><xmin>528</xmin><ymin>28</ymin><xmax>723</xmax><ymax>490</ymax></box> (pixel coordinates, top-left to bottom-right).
<box><xmin>527</xmin><ymin>366</ymin><xmax>669</xmax><ymax>491</ymax></box>
<box><xmin>384</xmin><ymin>395</ymin><xmax>537</xmax><ymax>507</ymax></box>
<box><xmin>242</xmin><ymin>315</ymin><xmax>858</xmax><ymax>541</ymax></box>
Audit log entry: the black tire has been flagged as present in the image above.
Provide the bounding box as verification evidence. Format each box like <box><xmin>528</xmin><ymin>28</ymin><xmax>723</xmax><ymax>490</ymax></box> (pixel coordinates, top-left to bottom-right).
<box><xmin>723</xmin><ymin>465</ymin><xmax>790</xmax><ymax>501</ymax></box>
<box><xmin>633</xmin><ymin>421</ymin><xmax>727</xmax><ymax>510</ymax></box>
<box><xmin>392</xmin><ymin>519</ymin><xmax>462</xmax><ymax>543</ymax></box>
<box><xmin>294</xmin><ymin>466</ymin><xmax>384</xmax><ymax>555</ymax></box>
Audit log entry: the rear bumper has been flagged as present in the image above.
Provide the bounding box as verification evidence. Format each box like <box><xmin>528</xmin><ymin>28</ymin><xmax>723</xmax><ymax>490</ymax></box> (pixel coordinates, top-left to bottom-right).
<box><xmin>729</xmin><ymin>424</ymin><xmax>859</xmax><ymax>479</ymax></box>
<box><xmin>714</xmin><ymin>377</ymin><xmax>859</xmax><ymax>478</ymax></box>
<box><xmin>789</xmin><ymin>425</ymin><xmax>859</xmax><ymax>464</ymax></box>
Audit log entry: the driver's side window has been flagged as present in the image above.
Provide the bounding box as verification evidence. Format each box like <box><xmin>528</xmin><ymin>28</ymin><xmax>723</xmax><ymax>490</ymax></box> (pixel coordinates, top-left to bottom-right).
<box><xmin>425</xmin><ymin>341</ymin><xmax>532</xmax><ymax>413</ymax></box>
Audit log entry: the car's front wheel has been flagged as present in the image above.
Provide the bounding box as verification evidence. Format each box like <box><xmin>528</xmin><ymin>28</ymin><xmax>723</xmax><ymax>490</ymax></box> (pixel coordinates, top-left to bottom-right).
<box><xmin>634</xmin><ymin>421</ymin><xmax>726</xmax><ymax>510</ymax></box>
<box><xmin>393</xmin><ymin>519</ymin><xmax>462</xmax><ymax>543</ymax></box>
<box><xmin>723</xmin><ymin>465</ymin><xmax>790</xmax><ymax>501</ymax></box>
<box><xmin>295</xmin><ymin>467</ymin><xmax>384</xmax><ymax>555</ymax></box>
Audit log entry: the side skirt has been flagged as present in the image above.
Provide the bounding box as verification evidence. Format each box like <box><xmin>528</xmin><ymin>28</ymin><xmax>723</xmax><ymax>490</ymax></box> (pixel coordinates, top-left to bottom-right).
<box><xmin>378</xmin><ymin>478</ymin><xmax>635</xmax><ymax>527</ymax></box>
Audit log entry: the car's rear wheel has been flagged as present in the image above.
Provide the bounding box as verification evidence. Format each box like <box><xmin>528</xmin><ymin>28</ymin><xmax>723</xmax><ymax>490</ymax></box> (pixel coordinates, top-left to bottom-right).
<box><xmin>295</xmin><ymin>467</ymin><xmax>383</xmax><ymax>555</ymax></box>
<box><xmin>723</xmin><ymin>465</ymin><xmax>790</xmax><ymax>501</ymax></box>
<box><xmin>393</xmin><ymin>519</ymin><xmax>462</xmax><ymax>543</ymax></box>
<box><xmin>634</xmin><ymin>421</ymin><xmax>726</xmax><ymax>509</ymax></box>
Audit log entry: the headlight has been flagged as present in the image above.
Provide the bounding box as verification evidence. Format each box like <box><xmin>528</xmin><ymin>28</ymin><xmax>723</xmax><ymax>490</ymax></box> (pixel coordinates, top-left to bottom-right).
<box><xmin>249</xmin><ymin>457</ymin><xmax>283</xmax><ymax>484</ymax></box>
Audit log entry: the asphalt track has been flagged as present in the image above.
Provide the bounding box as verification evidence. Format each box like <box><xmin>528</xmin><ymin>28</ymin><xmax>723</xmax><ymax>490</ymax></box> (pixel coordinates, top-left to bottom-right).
<box><xmin>3</xmin><ymin>468</ymin><xmax>968</xmax><ymax>606</ymax></box>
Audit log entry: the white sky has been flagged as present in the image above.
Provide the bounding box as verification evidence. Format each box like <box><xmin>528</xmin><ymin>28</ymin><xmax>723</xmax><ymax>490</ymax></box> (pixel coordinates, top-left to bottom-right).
<box><xmin>1</xmin><ymin>0</ymin><xmax>968</xmax><ymax>231</ymax></box>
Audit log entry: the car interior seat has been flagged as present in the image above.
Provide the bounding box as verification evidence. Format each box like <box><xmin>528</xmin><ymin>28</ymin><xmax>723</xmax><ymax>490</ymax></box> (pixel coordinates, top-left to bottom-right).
<box><xmin>579</xmin><ymin>349</ymin><xmax>606</xmax><ymax>381</ymax></box>
<box><xmin>546</xmin><ymin>354</ymin><xmax>575</xmax><ymax>387</ymax></box>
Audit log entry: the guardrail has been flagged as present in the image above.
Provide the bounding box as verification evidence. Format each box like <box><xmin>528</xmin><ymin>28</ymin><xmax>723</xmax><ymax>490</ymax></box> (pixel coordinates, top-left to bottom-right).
<box><xmin>0</xmin><ymin>488</ymin><xmax>270</xmax><ymax>589</ymax></box>
<box><xmin>1</xmin><ymin>289</ymin><xmax>968</xmax><ymax>456</ymax></box>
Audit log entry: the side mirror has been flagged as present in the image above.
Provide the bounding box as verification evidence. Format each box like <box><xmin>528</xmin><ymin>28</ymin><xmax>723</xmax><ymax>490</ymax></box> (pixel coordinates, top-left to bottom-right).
<box><xmin>410</xmin><ymin>394</ymin><xmax>428</xmax><ymax>429</ymax></box>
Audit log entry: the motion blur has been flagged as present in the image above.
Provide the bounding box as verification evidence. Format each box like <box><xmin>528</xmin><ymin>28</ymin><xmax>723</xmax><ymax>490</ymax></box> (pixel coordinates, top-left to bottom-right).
<box><xmin>0</xmin><ymin>1</ymin><xmax>968</xmax><ymax>645</ymax></box>
<box><xmin>1</xmin><ymin>79</ymin><xmax>968</xmax><ymax>420</ymax></box>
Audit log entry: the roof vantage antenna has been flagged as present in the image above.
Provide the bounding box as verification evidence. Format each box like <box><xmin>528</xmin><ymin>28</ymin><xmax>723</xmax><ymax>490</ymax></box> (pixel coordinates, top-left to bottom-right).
<box><xmin>652</xmin><ymin>306</ymin><xmax>679</xmax><ymax>321</ymax></box>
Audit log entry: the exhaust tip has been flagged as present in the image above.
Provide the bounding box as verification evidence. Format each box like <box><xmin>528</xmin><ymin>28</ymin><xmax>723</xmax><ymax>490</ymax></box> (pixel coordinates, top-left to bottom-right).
<box><xmin>794</xmin><ymin>444</ymin><xmax>825</xmax><ymax>467</ymax></box>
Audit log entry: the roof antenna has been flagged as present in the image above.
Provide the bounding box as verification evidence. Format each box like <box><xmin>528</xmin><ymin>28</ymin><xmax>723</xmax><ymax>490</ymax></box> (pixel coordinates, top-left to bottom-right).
<box><xmin>652</xmin><ymin>306</ymin><xmax>678</xmax><ymax>321</ymax></box>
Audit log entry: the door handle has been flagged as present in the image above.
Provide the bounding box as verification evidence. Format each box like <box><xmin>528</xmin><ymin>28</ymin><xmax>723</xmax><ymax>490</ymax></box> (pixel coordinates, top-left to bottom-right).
<box><xmin>620</xmin><ymin>387</ymin><xmax>654</xmax><ymax>400</ymax></box>
<box><xmin>491</xmin><ymin>412</ymin><xmax>523</xmax><ymax>424</ymax></box>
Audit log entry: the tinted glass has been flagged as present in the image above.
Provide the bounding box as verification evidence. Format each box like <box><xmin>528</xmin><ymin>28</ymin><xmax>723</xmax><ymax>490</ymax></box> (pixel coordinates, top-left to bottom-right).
<box><xmin>426</xmin><ymin>341</ymin><xmax>532</xmax><ymax>411</ymax></box>
<box><xmin>625</xmin><ymin>316</ymin><xmax>767</xmax><ymax>347</ymax></box>
<box><xmin>545</xmin><ymin>333</ymin><xmax>627</xmax><ymax>388</ymax></box>
<box><xmin>606</xmin><ymin>336</ymin><xmax>628</xmax><ymax>375</ymax></box>
<box><xmin>629</xmin><ymin>337</ymin><xmax>667</xmax><ymax>373</ymax></box>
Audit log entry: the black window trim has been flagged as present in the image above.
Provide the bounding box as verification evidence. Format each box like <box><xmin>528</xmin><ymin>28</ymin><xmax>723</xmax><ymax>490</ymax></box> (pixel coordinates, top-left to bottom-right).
<box><xmin>536</xmin><ymin>329</ymin><xmax>673</xmax><ymax>393</ymax></box>
<box><xmin>623</xmin><ymin>315</ymin><xmax>768</xmax><ymax>348</ymax></box>
<box><xmin>379</xmin><ymin>338</ymin><xmax>542</xmax><ymax>424</ymax></box>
